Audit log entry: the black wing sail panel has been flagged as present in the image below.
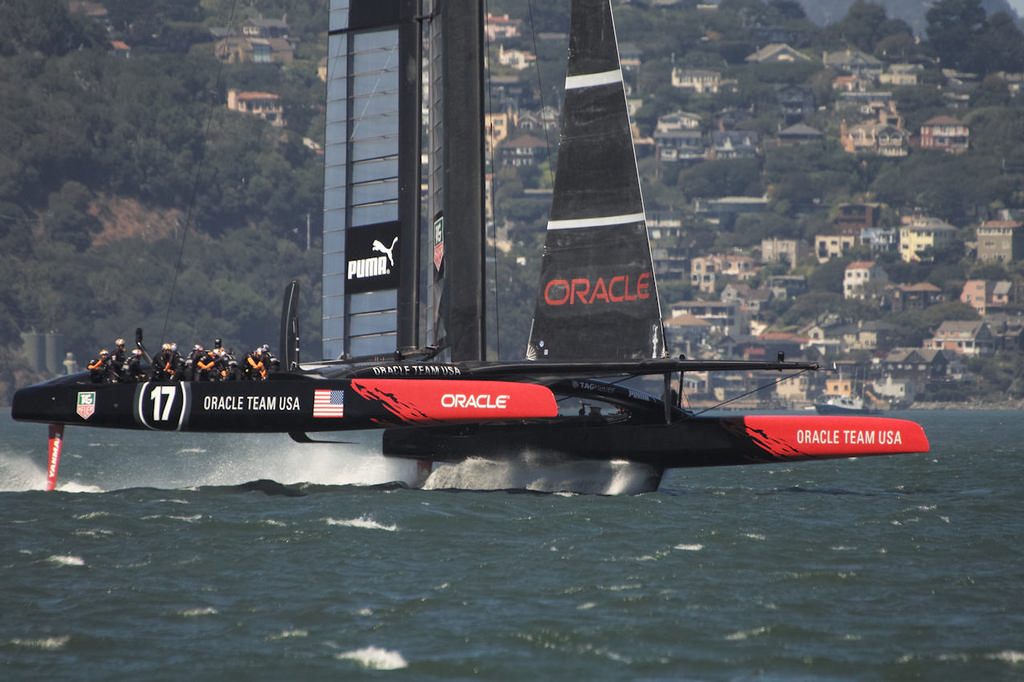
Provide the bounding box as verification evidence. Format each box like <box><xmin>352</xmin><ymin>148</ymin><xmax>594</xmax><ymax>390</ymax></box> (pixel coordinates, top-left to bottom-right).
<box><xmin>527</xmin><ymin>0</ymin><xmax>665</xmax><ymax>362</ymax></box>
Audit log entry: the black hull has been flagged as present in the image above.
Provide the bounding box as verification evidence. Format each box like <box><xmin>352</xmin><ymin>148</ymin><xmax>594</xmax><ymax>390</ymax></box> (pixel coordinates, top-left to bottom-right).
<box><xmin>383</xmin><ymin>413</ymin><xmax>928</xmax><ymax>470</ymax></box>
<box><xmin>11</xmin><ymin>371</ymin><xmax>558</xmax><ymax>433</ymax></box>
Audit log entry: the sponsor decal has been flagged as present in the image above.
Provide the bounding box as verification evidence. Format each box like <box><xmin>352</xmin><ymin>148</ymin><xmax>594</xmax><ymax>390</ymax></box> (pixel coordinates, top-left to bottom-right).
<box><xmin>313</xmin><ymin>389</ymin><xmax>345</xmax><ymax>418</ymax></box>
<box><xmin>433</xmin><ymin>214</ymin><xmax>444</xmax><ymax>271</ymax></box>
<box><xmin>440</xmin><ymin>393</ymin><xmax>510</xmax><ymax>409</ymax></box>
<box><xmin>370</xmin><ymin>364</ymin><xmax>462</xmax><ymax>377</ymax></box>
<box><xmin>543</xmin><ymin>273</ymin><xmax>651</xmax><ymax>306</ymax></box>
<box><xmin>350</xmin><ymin>379</ymin><xmax>559</xmax><ymax>423</ymax></box>
<box><xmin>76</xmin><ymin>392</ymin><xmax>96</xmax><ymax>420</ymax></box>
<box><xmin>202</xmin><ymin>395</ymin><xmax>301</xmax><ymax>411</ymax></box>
<box><xmin>345</xmin><ymin>221</ymin><xmax>400</xmax><ymax>294</ymax></box>
<box><xmin>795</xmin><ymin>428</ymin><xmax>903</xmax><ymax>446</ymax></box>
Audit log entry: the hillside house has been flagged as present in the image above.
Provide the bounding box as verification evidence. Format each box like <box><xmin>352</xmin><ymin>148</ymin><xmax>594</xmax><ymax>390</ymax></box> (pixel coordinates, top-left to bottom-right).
<box><xmin>844</xmin><ymin>261</ymin><xmax>889</xmax><ymax>299</ymax></box>
<box><xmin>961</xmin><ymin>280</ymin><xmax>1012</xmax><ymax>316</ymax></box>
<box><xmin>485</xmin><ymin>111</ymin><xmax>513</xmax><ymax>155</ymax></box>
<box><xmin>765</xmin><ymin>275</ymin><xmax>808</xmax><ymax>299</ymax></box>
<box><xmin>485</xmin><ymin>13</ymin><xmax>521</xmax><ymax>40</ymax></box>
<box><xmin>777</xmin><ymin>123</ymin><xmax>823</xmax><ymax>146</ymax></box>
<box><xmin>243</xmin><ymin>18</ymin><xmax>288</xmax><ymax>39</ymax></box>
<box><xmin>215</xmin><ymin>36</ymin><xmax>294</xmax><ymax>64</ymax></box>
<box><xmin>899</xmin><ymin>217</ymin><xmax>957</xmax><ymax>262</ymax></box>
<box><xmin>859</xmin><ymin>227</ymin><xmax>898</xmax><ymax>254</ymax></box>
<box><xmin>919</xmin><ymin>116</ymin><xmax>969</xmax><ymax>154</ymax></box>
<box><xmin>801</xmin><ymin>323</ymin><xmax>842</xmax><ymax>357</ymax></box>
<box><xmin>497</xmin><ymin>45</ymin><xmax>535</xmax><ymax>70</ymax></box>
<box><xmin>691</xmin><ymin>255</ymin><xmax>757</xmax><ymax>293</ymax></box>
<box><xmin>814</xmin><ymin>233</ymin><xmax>856</xmax><ymax>262</ymax></box>
<box><xmin>879</xmin><ymin>63</ymin><xmax>922</xmax><ymax>87</ymax></box>
<box><xmin>672</xmin><ymin>68</ymin><xmax>722</xmax><ymax>94</ymax></box>
<box><xmin>109</xmin><ymin>40</ymin><xmax>131</xmax><ymax>59</ymax></box>
<box><xmin>663</xmin><ymin>312</ymin><xmax>711</xmax><ymax>357</ymax></box>
<box><xmin>694</xmin><ymin>196</ymin><xmax>768</xmax><ymax>228</ymax></box>
<box><xmin>976</xmin><ymin>220</ymin><xmax>1024</xmax><ymax>263</ymax></box>
<box><xmin>927</xmin><ymin>321</ymin><xmax>995</xmax><ymax>356</ymax></box>
<box><xmin>888</xmin><ymin>282</ymin><xmax>944</xmax><ymax>312</ymax></box>
<box><xmin>745</xmin><ymin>44</ymin><xmax>811</xmax><ymax>64</ymax></box>
<box><xmin>823</xmin><ymin>49</ymin><xmax>883</xmax><ymax>79</ymax></box>
<box><xmin>760</xmin><ymin>238</ymin><xmax>808</xmax><ymax>266</ymax></box>
<box><xmin>709</xmin><ymin>131</ymin><xmax>759</xmax><ymax>160</ymax></box>
<box><xmin>840</xmin><ymin>116</ymin><xmax>909</xmax><ymax>157</ymax></box>
<box><xmin>227</xmin><ymin>90</ymin><xmax>285</xmax><ymax>127</ymax></box>
<box><xmin>655</xmin><ymin>129</ymin><xmax>704</xmax><ymax>163</ymax></box>
<box><xmin>835</xmin><ymin>202</ymin><xmax>880</xmax><ymax>230</ymax></box>
<box><xmin>670</xmin><ymin>301</ymin><xmax>749</xmax><ymax>337</ymax></box>
<box><xmin>775</xmin><ymin>85</ymin><xmax>815</xmax><ymax>124</ymax></box>
<box><xmin>839</xmin><ymin>320</ymin><xmax>893</xmax><ymax>351</ymax></box>
<box><xmin>882</xmin><ymin>348</ymin><xmax>955</xmax><ymax>380</ymax></box>
<box><xmin>497</xmin><ymin>134</ymin><xmax>547</xmax><ymax>167</ymax></box>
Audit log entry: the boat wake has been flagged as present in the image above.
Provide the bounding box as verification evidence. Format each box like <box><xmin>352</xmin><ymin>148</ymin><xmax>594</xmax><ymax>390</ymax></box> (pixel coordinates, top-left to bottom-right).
<box><xmin>422</xmin><ymin>456</ymin><xmax>663</xmax><ymax>495</ymax></box>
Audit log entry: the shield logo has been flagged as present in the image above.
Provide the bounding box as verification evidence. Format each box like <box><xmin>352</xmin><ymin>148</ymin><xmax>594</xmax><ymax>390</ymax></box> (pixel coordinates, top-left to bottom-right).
<box><xmin>433</xmin><ymin>215</ymin><xmax>444</xmax><ymax>271</ymax></box>
<box><xmin>76</xmin><ymin>392</ymin><xmax>96</xmax><ymax>420</ymax></box>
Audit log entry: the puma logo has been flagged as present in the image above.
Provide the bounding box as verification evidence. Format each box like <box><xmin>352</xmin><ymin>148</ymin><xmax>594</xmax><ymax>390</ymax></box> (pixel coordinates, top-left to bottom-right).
<box><xmin>372</xmin><ymin>237</ymin><xmax>399</xmax><ymax>266</ymax></box>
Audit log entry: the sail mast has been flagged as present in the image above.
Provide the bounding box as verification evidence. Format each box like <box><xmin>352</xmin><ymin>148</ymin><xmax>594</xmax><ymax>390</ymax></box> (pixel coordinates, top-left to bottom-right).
<box><xmin>436</xmin><ymin>0</ymin><xmax>487</xmax><ymax>362</ymax></box>
<box><xmin>322</xmin><ymin>0</ymin><xmax>421</xmax><ymax>361</ymax></box>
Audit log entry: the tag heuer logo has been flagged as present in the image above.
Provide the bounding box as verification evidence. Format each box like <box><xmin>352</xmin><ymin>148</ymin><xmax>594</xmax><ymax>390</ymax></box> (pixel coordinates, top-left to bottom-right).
<box><xmin>77</xmin><ymin>392</ymin><xmax>96</xmax><ymax>420</ymax></box>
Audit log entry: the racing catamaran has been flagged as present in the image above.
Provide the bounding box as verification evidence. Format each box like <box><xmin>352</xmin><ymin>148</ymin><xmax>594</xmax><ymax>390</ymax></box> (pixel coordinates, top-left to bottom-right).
<box><xmin>12</xmin><ymin>0</ymin><xmax>928</xmax><ymax>492</ymax></box>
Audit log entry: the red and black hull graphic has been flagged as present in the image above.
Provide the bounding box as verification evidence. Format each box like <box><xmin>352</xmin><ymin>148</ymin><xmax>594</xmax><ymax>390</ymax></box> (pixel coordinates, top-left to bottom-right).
<box><xmin>11</xmin><ymin>373</ymin><xmax>558</xmax><ymax>432</ymax></box>
<box><xmin>382</xmin><ymin>414</ymin><xmax>929</xmax><ymax>467</ymax></box>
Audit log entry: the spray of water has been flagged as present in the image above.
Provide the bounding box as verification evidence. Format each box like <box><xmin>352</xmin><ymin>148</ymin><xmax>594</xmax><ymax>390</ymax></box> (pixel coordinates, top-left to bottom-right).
<box><xmin>423</xmin><ymin>455</ymin><xmax>662</xmax><ymax>494</ymax></box>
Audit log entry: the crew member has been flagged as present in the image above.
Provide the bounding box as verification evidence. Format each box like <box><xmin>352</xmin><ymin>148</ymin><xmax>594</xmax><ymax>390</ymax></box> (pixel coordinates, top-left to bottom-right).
<box><xmin>260</xmin><ymin>344</ymin><xmax>279</xmax><ymax>376</ymax></box>
<box><xmin>125</xmin><ymin>348</ymin><xmax>147</xmax><ymax>382</ymax></box>
<box><xmin>244</xmin><ymin>347</ymin><xmax>266</xmax><ymax>380</ymax></box>
<box><xmin>110</xmin><ymin>338</ymin><xmax>128</xmax><ymax>381</ymax></box>
<box><xmin>88</xmin><ymin>349</ymin><xmax>112</xmax><ymax>383</ymax></box>
<box><xmin>184</xmin><ymin>344</ymin><xmax>204</xmax><ymax>381</ymax></box>
<box><xmin>195</xmin><ymin>347</ymin><xmax>218</xmax><ymax>381</ymax></box>
<box><xmin>152</xmin><ymin>343</ymin><xmax>183</xmax><ymax>381</ymax></box>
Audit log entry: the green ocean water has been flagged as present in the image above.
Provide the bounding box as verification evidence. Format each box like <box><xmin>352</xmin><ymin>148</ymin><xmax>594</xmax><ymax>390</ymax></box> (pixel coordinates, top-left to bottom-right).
<box><xmin>1</xmin><ymin>409</ymin><xmax>1022</xmax><ymax>681</ymax></box>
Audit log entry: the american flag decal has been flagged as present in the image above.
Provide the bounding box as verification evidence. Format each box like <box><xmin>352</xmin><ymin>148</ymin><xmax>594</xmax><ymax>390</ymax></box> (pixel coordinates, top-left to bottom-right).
<box><xmin>313</xmin><ymin>389</ymin><xmax>345</xmax><ymax>418</ymax></box>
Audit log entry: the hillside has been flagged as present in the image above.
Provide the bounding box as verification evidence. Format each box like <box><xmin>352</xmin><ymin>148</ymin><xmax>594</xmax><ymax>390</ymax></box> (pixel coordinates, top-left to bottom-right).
<box><xmin>796</xmin><ymin>0</ymin><xmax>1021</xmax><ymax>34</ymax></box>
<box><xmin>3</xmin><ymin>0</ymin><xmax>1024</xmax><ymax>407</ymax></box>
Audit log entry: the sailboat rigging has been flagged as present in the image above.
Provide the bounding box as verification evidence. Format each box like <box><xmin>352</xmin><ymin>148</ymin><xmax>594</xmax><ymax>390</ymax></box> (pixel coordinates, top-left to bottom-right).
<box><xmin>12</xmin><ymin>0</ymin><xmax>928</xmax><ymax>493</ymax></box>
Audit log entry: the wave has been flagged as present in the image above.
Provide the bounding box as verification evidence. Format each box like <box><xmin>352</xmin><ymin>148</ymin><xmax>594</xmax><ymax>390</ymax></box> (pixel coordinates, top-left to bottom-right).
<box><xmin>335</xmin><ymin>646</ymin><xmax>408</xmax><ymax>670</ymax></box>
<box><xmin>325</xmin><ymin>515</ymin><xmax>398</xmax><ymax>531</ymax></box>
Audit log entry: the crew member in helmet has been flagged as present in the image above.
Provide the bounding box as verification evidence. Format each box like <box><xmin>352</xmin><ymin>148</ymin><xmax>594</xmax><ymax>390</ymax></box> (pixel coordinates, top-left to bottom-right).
<box><xmin>152</xmin><ymin>343</ymin><xmax>183</xmax><ymax>381</ymax></box>
<box><xmin>110</xmin><ymin>338</ymin><xmax>128</xmax><ymax>381</ymax></box>
<box><xmin>88</xmin><ymin>349</ymin><xmax>112</xmax><ymax>383</ymax></box>
<box><xmin>245</xmin><ymin>347</ymin><xmax>266</xmax><ymax>380</ymax></box>
<box><xmin>184</xmin><ymin>344</ymin><xmax>204</xmax><ymax>381</ymax></box>
<box><xmin>195</xmin><ymin>347</ymin><xmax>218</xmax><ymax>381</ymax></box>
<box><xmin>125</xmin><ymin>348</ymin><xmax>147</xmax><ymax>382</ymax></box>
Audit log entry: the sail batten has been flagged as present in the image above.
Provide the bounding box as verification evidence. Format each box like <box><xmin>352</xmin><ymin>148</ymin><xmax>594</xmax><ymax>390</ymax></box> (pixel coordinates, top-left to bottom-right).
<box><xmin>564</xmin><ymin>69</ymin><xmax>623</xmax><ymax>90</ymax></box>
<box><xmin>547</xmin><ymin>213</ymin><xmax>645</xmax><ymax>230</ymax></box>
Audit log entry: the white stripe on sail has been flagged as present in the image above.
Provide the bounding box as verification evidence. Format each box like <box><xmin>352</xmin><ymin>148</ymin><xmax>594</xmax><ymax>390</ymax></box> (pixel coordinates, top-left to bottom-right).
<box><xmin>564</xmin><ymin>69</ymin><xmax>623</xmax><ymax>90</ymax></box>
<box><xmin>547</xmin><ymin>212</ymin><xmax>645</xmax><ymax>230</ymax></box>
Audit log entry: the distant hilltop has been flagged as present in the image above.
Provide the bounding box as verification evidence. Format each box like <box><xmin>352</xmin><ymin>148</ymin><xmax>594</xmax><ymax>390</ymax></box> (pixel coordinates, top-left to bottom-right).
<box><xmin>795</xmin><ymin>0</ymin><xmax>1021</xmax><ymax>34</ymax></box>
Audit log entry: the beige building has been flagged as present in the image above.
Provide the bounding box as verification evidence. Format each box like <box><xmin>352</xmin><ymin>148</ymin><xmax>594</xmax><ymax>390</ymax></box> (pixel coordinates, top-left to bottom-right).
<box><xmin>814</xmin><ymin>233</ymin><xmax>856</xmax><ymax>262</ymax></box>
<box><xmin>227</xmin><ymin>90</ymin><xmax>285</xmax><ymax>127</ymax></box>
<box><xmin>976</xmin><ymin>220</ymin><xmax>1024</xmax><ymax>263</ymax></box>
<box><xmin>899</xmin><ymin>217</ymin><xmax>957</xmax><ymax>262</ymax></box>
<box><xmin>844</xmin><ymin>261</ymin><xmax>888</xmax><ymax>299</ymax></box>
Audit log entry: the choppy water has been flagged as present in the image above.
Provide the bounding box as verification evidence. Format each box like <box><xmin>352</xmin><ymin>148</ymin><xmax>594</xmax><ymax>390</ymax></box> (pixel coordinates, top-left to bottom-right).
<box><xmin>2</xmin><ymin>409</ymin><xmax>1023</xmax><ymax>680</ymax></box>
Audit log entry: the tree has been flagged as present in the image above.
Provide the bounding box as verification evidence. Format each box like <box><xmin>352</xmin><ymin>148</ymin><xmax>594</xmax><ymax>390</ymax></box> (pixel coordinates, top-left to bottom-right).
<box><xmin>926</xmin><ymin>5</ymin><xmax>1024</xmax><ymax>76</ymax></box>
<box><xmin>0</xmin><ymin>0</ymin><xmax>105</xmax><ymax>57</ymax></box>
<box><xmin>825</xmin><ymin>1</ymin><xmax>898</xmax><ymax>54</ymax></box>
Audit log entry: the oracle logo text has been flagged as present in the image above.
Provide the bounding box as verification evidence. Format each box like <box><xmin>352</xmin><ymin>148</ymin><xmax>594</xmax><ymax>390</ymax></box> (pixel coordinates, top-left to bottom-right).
<box><xmin>441</xmin><ymin>393</ymin><xmax>510</xmax><ymax>409</ymax></box>
<box><xmin>543</xmin><ymin>273</ymin><xmax>651</xmax><ymax>306</ymax></box>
